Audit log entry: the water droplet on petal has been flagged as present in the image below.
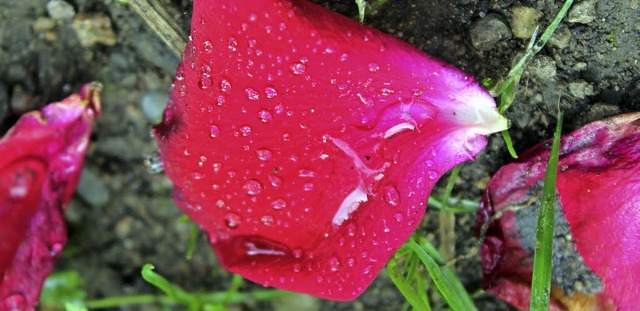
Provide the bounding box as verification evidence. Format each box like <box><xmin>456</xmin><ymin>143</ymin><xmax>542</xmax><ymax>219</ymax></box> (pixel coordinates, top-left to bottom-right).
<box><xmin>202</xmin><ymin>40</ymin><xmax>213</xmax><ymax>53</ymax></box>
<box><xmin>261</xmin><ymin>215</ymin><xmax>274</xmax><ymax>226</ymax></box>
<box><xmin>268</xmin><ymin>175</ymin><xmax>282</xmax><ymax>187</ymax></box>
<box><xmin>256</xmin><ymin>148</ymin><xmax>272</xmax><ymax>161</ymax></box>
<box><xmin>383</xmin><ymin>186</ymin><xmax>400</xmax><ymax>206</ymax></box>
<box><xmin>363</xmin><ymin>265</ymin><xmax>373</xmax><ymax>274</ymax></box>
<box><xmin>271</xmin><ymin>198</ymin><xmax>287</xmax><ymax>210</ymax></box>
<box><xmin>298</xmin><ymin>169</ymin><xmax>316</xmax><ymax>178</ymax></box>
<box><xmin>368</xmin><ymin>62</ymin><xmax>380</xmax><ymax>72</ymax></box>
<box><xmin>290</xmin><ymin>62</ymin><xmax>306</xmax><ymax>75</ymax></box>
<box><xmin>425</xmin><ymin>159</ymin><xmax>434</xmax><ymax>167</ymax></box>
<box><xmin>216</xmin><ymin>200</ymin><xmax>225</xmax><ymax>208</ymax></box>
<box><xmin>340</xmin><ymin>53</ymin><xmax>349</xmax><ymax>61</ymax></box>
<box><xmin>347</xmin><ymin>223</ymin><xmax>357</xmax><ymax>237</ymax></box>
<box><xmin>243</xmin><ymin>179</ymin><xmax>263</xmax><ymax>195</ymax></box>
<box><xmin>328</xmin><ymin>257</ymin><xmax>341</xmax><ymax>272</ymax></box>
<box><xmin>198</xmin><ymin>76</ymin><xmax>212</xmax><ymax>89</ymax></box>
<box><xmin>347</xmin><ymin>257</ymin><xmax>356</xmax><ymax>267</ymax></box>
<box><xmin>427</xmin><ymin>170</ymin><xmax>439</xmax><ymax>179</ymax></box>
<box><xmin>258</xmin><ymin>110</ymin><xmax>273</xmax><ymax>123</ymax></box>
<box><xmin>244</xmin><ymin>87</ymin><xmax>259</xmax><ymax>100</ymax></box>
<box><xmin>293</xmin><ymin>264</ymin><xmax>301</xmax><ymax>272</ymax></box>
<box><xmin>240</xmin><ymin>125</ymin><xmax>252</xmax><ymax>136</ymax></box>
<box><xmin>220</xmin><ymin>79</ymin><xmax>232</xmax><ymax>93</ymax></box>
<box><xmin>209</xmin><ymin>125</ymin><xmax>221</xmax><ymax>138</ymax></box>
<box><xmin>303</xmin><ymin>183</ymin><xmax>314</xmax><ymax>191</ymax></box>
<box><xmin>292</xmin><ymin>248</ymin><xmax>303</xmax><ymax>259</ymax></box>
<box><xmin>227</xmin><ymin>37</ymin><xmax>238</xmax><ymax>51</ymax></box>
<box><xmin>264</xmin><ymin>86</ymin><xmax>278</xmax><ymax>98</ymax></box>
<box><xmin>394</xmin><ymin>213</ymin><xmax>403</xmax><ymax>222</ymax></box>
<box><xmin>224</xmin><ymin>212</ymin><xmax>241</xmax><ymax>228</ymax></box>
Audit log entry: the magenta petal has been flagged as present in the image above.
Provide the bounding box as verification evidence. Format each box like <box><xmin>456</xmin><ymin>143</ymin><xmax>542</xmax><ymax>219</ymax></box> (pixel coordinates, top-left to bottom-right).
<box><xmin>155</xmin><ymin>0</ymin><xmax>507</xmax><ymax>300</ymax></box>
<box><xmin>478</xmin><ymin>112</ymin><xmax>640</xmax><ymax>310</ymax></box>
<box><xmin>0</xmin><ymin>83</ymin><xmax>101</xmax><ymax>310</ymax></box>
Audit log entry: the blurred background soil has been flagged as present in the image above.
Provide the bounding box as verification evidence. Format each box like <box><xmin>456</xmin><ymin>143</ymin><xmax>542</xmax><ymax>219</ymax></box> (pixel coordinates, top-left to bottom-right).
<box><xmin>0</xmin><ymin>0</ymin><xmax>638</xmax><ymax>310</ymax></box>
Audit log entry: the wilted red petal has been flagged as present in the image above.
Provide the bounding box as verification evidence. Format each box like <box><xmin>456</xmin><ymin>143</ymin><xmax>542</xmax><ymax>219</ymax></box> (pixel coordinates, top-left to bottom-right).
<box><xmin>477</xmin><ymin>112</ymin><xmax>640</xmax><ymax>310</ymax></box>
<box><xmin>155</xmin><ymin>0</ymin><xmax>507</xmax><ymax>300</ymax></box>
<box><xmin>0</xmin><ymin>83</ymin><xmax>101</xmax><ymax>310</ymax></box>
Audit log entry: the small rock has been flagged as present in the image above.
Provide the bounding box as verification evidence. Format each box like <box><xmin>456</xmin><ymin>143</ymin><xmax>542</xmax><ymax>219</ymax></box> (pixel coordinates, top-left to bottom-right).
<box><xmin>140</xmin><ymin>90</ymin><xmax>169</xmax><ymax>123</ymax></box>
<box><xmin>469</xmin><ymin>15</ymin><xmax>511</xmax><ymax>51</ymax></box>
<box><xmin>568</xmin><ymin>0</ymin><xmax>597</xmax><ymax>24</ymax></box>
<box><xmin>568</xmin><ymin>80</ymin><xmax>594</xmax><ymax>99</ymax></box>
<box><xmin>511</xmin><ymin>6</ymin><xmax>544</xmax><ymax>39</ymax></box>
<box><xmin>33</xmin><ymin>17</ymin><xmax>56</xmax><ymax>33</ymax></box>
<box><xmin>77</xmin><ymin>168</ymin><xmax>110</xmax><ymax>208</ymax></box>
<box><xmin>548</xmin><ymin>25</ymin><xmax>572</xmax><ymax>49</ymax></box>
<box><xmin>71</xmin><ymin>13</ymin><xmax>117</xmax><ymax>47</ymax></box>
<box><xmin>526</xmin><ymin>55</ymin><xmax>557</xmax><ymax>81</ymax></box>
<box><xmin>47</xmin><ymin>0</ymin><xmax>76</xmax><ymax>21</ymax></box>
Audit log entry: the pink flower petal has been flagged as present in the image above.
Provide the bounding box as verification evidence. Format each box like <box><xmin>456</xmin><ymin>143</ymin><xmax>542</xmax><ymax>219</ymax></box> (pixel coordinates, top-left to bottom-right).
<box><xmin>0</xmin><ymin>83</ymin><xmax>101</xmax><ymax>310</ymax></box>
<box><xmin>478</xmin><ymin>112</ymin><xmax>640</xmax><ymax>310</ymax></box>
<box><xmin>155</xmin><ymin>0</ymin><xmax>507</xmax><ymax>300</ymax></box>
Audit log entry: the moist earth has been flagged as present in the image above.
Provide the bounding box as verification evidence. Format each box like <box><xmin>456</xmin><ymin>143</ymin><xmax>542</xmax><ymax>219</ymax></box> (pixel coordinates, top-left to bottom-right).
<box><xmin>0</xmin><ymin>0</ymin><xmax>638</xmax><ymax>310</ymax></box>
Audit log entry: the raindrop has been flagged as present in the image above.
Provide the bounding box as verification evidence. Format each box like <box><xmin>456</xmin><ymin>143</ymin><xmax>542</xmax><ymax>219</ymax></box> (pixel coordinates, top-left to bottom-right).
<box><xmin>293</xmin><ymin>263</ymin><xmax>301</xmax><ymax>272</ymax></box>
<box><xmin>383</xmin><ymin>186</ymin><xmax>400</xmax><ymax>206</ymax></box>
<box><xmin>209</xmin><ymin>125</ymin><xmax>221</xmax><ymax>138</ymax></box>
<box><xmin>220</xmin><ymin>79</ymin><xmax>232</xmax><ymax>93</ymax></box>
<box><xmin>290</xmin><ymin>62</ymin><xmax>306</xmax><ymax>75</ymax></box>
<box><xmin>216</xmin><ymin>95</ymin><xmax>226</xmax><ymax>105</ymax></box>
<box><xmin>394</xmin><ymin>213</ymin><xmax>403</xmax><ymax>222</ymax></box>
<box><xmin>271</xmin><ymin>198</ymin><xmax>287</xmax><ymax>210</ymax></box>
<box><xmin>340</xmin><ymin>53</ymin><xmax>349</xmax><ymax>61</ymax></box>
<box><xmin>379</xmin><ymin>88</ymin><xmax>395</xmax><ymax>96</ymax></box>
<box><xmin>264</xmin><ymin>86</ymin><xmax>278</xmax><ymax>98</ymax></box>
<box><xmin>227</xmin><ymin>37</ymin><xmax>238</xmax><ymax>51</ymax></box>
<box><xmin>245</xmin><ymin>87</ymin><xmax>259</xmax><ymax>100</ymax></box>
<box><xmin>303</xmin><ymin>183</ymin><xmax>314</xmax><ymax>191</ymax></box>
<box><xmin>216</xmin><ymin>200</ymin><xmax>225</xmax><ymax>208</ymax></box>
<box><xmin>427</xmin><ymin>170</ymin><xmax>439</xmax><ymax>179</ymax></box>
<box><xmin>240</xmin><ymin>125</ymin><xmax>252</xmax><ymax>136</ymax></box>
<box><xmin>198</xmin><ymin>77</ymin><xmax>212</xmax><ymax>89</ymax></box>
<box><xmin>328</xmin><ymin>257</ymin><xmax>341</xmax><ymax>272</ymax></box>
<box><xmin>368</xmin><ymin>62</ymin><xmax>380</xmax><ymax>72</ymax></box>
<box><xmin>268</xmin><ymin>175</ymin><xmax>282</xmax><ymax>187</ymax></box>
<box><xmin>144</xmin><ymin>153</ymin><xmax>164</xmax><ymax>174</ymax></box>
<box><xmin>243</xmin><ymin>179</ymin><xmax>263</xmax><ymax>195</ymax></box>
<box><xmin>316</xmin><ymin>276</ymin><xmax>323</xmax><ymax>283</ymax></box>
<box><xmin>212</xmin><ymin>162</ymin><xmax>222</xmax><ymax>173</ymax></box>
<box><xmin>256</xmin><ymin>148</ymin><xmax>272</xmax><ymax>161</ymax></box>
<box><xmin>298</xmin><ymin>169</ymin><xmax>316</xmax><ymax>178</ymax></box>
<box><xmin>224</xmin><ymin>212</ymin><xmax>241</xmax><ymax>228</ymax></box>
<box><xmin>258</xmin><ymin>110</ymin><xmax>273</xmax><ymax>123</ymax></box>
<box><xmin>201</xmin><ymin>64</ymin><xmax>212</xmax><ymax>76</ymax></box>
<box><xmin>425</xmin><ymin>159</ymin><xmax>434</xmax><ymax>167</ymax></box>
<box><xmin>261</xmin><ymin>215</ymin><xmax>274</xmax><ymax>226</ymax></box>
<box><xmin>347</xmin><ymin>223</ymin><xmax>357</xmax><ymax>237</ymax></box>
<box><xmin>202</xmin><ymin>40</ymin><xmax>213</xmax><ymax>53</ymax></box>
<box><xmin>292</xmin><ymin>248</ymin><xmax>303</xmax><ymax>258</ymax></box>
<box><xmin>363</xmin><ymin>265</ymin><xmax>373</xmax><ymax>274</ymax></box>
<box><xmin>347</xmin><ymin>257</ymin><xmax>356</xmax><ymax>267</ymax></box>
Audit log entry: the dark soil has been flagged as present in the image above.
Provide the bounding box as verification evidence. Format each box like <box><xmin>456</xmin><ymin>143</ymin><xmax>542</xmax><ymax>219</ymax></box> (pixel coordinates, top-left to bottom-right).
<box><xmin>1</xmin><ymin>0</ymin><xmax>638</xmax><ymax>310</ymax></box>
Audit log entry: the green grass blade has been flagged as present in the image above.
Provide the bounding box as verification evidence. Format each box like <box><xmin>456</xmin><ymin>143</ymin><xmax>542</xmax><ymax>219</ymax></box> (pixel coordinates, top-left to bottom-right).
<box><xmin>529</xmin><ymin>112</ymin><xmax>563</xmax><ymax>310</ymax></box>
<box><xmin>405</xmin><ymin>239</ymin><xmax>477</xmax><ymax>311</ymax></box>
<box><xmin>501</xmin><ymin>130</ymin><xmax>519</xmax><ymax>158</ymax></box>
<box><xmin>141</xmin><ymin>264</ymin><xmax>196</xmax><ymax>306</ymax></box>
<box><xmin>387</xmin><ymin>256</ymin><xmax>432</xmax><ymax>311</ymax></box>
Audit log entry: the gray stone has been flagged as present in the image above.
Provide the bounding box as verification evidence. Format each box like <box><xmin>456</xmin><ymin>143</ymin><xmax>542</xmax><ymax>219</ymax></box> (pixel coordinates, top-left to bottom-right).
<box><xmin>77</xmin><ymin>168</ymin><xmax>110</xmax><ymax>208</ymax></box>
<box><xmin>47</xmin><ymin>0</ymin><xmax>75</xmax><ymax>21</ymax></box>
<box><xmin>568</xmin><ymin>0</ymin><xmax>597</xmax><ymax>24</ymax></box>
<box><xmin>511</xmin><ymin>6</ymin><xmax>544</xmax><ymax>39</ymax></box>
<box><xmin>568</xmin><ymin>80</ymin><xmax>594</xmax><ymax>99</ymax></box>
<box><xmin>140</xmin><ymin>89</ymin><xmax>169</xmax><ymax>123</ymax></box>
<box><xmin>527</xmin><ymin>55</ymin><xmax>557</xmax><ymax>81</ymax></box>
<box><xmin>548</xmin><ymin>25</ymin><xmax>572</xmax><ymax>49</ymax></box>
<box><xmin>470</xmin><ymin>15</ymin><xmax>512</xmax><ymax>51</ymax></box>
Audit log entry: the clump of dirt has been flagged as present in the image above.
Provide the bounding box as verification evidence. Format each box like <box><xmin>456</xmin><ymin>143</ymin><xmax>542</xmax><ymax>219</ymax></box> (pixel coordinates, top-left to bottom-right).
<box><xmin>0</xmin><ymin>0</ymin><xmax>637</xmax><ymax>310</ymax></box>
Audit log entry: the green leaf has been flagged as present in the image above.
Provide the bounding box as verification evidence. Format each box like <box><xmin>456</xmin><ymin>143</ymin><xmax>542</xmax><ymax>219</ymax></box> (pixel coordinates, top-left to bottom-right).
<box><xmin>39</xmin><ymin>271</ymin><xmax>87</xmax><ymax>309</ymax></box>
<box><xmin>529</xmin><ymin>112</ymin><xmax>563</xmax><ymax>310</ymax></box>
<box><xmin>405</xmin><ymin>239</ymin><xmax>477</xmax><ymax>311</ymax></box>
<box><xmin>387</xmin><ymin>256</ymin><xmax>432</xmax><ymax>311</ymax></box>
<box><xmin>355</xmin><ymin>0</ymin><xmax>366</xmax><ymax>22</ymax></box>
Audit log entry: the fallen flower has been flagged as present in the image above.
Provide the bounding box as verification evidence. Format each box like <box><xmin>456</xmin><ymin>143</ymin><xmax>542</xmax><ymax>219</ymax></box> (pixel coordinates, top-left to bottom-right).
<box><xmin>477</xmin><ymin>112</ymin><xmax>640</xmax><ymax>310</ymax></box>
<box><xmin>0</xmin><ymin>83</ymin><xmax>101</xmax><ymax>310</ymax></box>
<box><xmin>154</xmin><ymin>0</ymin><xmax>507</xmax><ymax>300</ymax></box>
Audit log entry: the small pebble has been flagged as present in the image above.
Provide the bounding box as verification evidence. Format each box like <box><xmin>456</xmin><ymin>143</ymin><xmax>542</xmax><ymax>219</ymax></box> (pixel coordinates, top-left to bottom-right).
<box><xmin>71</xmin><ymin>13</ymin><xmax>117</xmax><ymax>47</ymax></box>
<box><xmin>568</xmin><ymin>80</ymin><xmax>594</xmax><ymax>99</ymax></box>
<box><xmin>47</xmin><ymin>0</ymin><xmax>76</xmax><ymax>21</ymax></box>
<box><xmin>511</xmin><ymin>6</ymin><xmax>544</xmax><ymax>39</ymax></box>
<box><xmin>568</xmin><ymin>0</ymin><xmax>597</xmax><ymax>24</ymax></box>
<box><xmin>470</xmin><ymin>15</ymin><xmax>511</xmax><ymax>51</ymax></box>
<box><xmin>77</xmin><ymin>168</ymin><xmax>110</xmax><ymax>208</ymax></box>
<box><xmin>140</xmin><ymin>90</ymin><xmax>169</xmax><ymax>123</ymax></box>
<box><xmin>527</xmin><ymin>56</ymin><xmax>557</xmax><ymax>81</ymax></box>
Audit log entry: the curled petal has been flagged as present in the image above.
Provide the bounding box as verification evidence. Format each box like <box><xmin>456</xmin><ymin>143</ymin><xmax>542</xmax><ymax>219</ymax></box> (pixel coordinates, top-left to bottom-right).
<box><xmin>0</xmin><ymin>83</ymin><xmax>101</xmax><ymax>310</ymax></box>
<box><xmin>478</xmin><ymin>112</ymin><xmax>640</xmax><ymax>310</ymax></box>
<box><xmin>155</xmin><ymin>0</ymin><xmax>507</xmax><ymax>300</ymax></box>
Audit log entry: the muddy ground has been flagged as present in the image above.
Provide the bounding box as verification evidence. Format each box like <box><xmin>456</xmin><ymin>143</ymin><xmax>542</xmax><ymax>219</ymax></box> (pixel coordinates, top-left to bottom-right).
<box><xmin>1</xmin><ymin>0</ymin><xmax>638</xmax><ymax>310</ymax></box>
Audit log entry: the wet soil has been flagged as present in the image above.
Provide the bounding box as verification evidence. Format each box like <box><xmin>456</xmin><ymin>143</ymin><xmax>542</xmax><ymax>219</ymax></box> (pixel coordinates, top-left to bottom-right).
<box><xmin>1</xmin><ymin>0</ymin><xmax>638</xmax><ymax>310</ymax></box>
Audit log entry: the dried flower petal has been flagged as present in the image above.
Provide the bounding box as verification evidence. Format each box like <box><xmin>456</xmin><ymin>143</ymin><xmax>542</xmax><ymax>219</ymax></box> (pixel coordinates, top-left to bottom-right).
<box><xmin>477</xmin><ymin>112</ymin><xmax>640</xmax><ymax>310</ymax></box>
<box><xmin>155</xmin><ymin>0</ymin><xmax>507</xmax><ymax>300</ymax></box>
<box><xmin>0</xmin><ymin>83</ymin><xmax>101</xmax><ymax>310</ymax></box>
